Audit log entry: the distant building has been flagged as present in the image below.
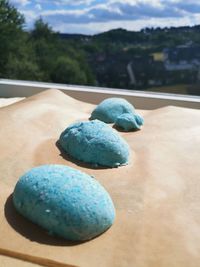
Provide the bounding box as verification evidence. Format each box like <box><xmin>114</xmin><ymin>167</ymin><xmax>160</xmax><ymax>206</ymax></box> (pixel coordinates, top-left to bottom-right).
<box><xmin>90</xmin><ymin>44</ymin><xmax>199</xmax><ymax>90</ymax></box>
<box><xmin>163</xmin><ymin>44</ymin><xmax>200</xmax><ymax>71</ymax></box>
<box><xmin>127</xmin><ymin>55</ymin><xmax>165</xmax><ymax>88</ymax></box>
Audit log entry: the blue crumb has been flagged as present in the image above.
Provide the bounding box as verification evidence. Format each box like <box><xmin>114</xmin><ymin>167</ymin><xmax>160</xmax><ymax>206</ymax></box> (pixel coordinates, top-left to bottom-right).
<box><xmin>13</xmin><ymin>164</ymin><xmax>116</xmax><ymax>241</ymax></box>
<box><xmin>115</xmin><ymin>113</ymin><xmax>144</xmax><ymax>131</ymax></box>
<box><xmin>59</xmin><ymin>120</ymin><xmax>130</xmax><ymax>167</ymax></box>
<box><xmin>90</xmin><ymin>98</ymin><xmax>135</xmax><ymax>123</ymax></box>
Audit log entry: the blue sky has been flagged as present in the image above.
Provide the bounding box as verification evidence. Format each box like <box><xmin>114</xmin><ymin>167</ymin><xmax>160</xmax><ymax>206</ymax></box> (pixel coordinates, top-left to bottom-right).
<box><xmin>10</xmin><ymin>0</ymin><xmax>200</xmax><ymax>34</ymax></box>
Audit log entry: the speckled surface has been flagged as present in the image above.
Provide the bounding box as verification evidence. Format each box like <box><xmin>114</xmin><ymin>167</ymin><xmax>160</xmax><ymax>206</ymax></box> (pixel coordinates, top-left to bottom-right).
<box><xmin>115</xmin><ymin>113</ymin><xmax>144</xmax><ymax>131</ymax></box>
<box><xmin>13</xmin><ymin>165</ymin><xmax>115</xmax><ymax>241</ymax></box>
<box><xmin>90</xmin><ymin>98</ymin><xmax>135</xmax><ymax>123</ymax></box>
<box><xmin>2</xmin><ymin>90</ymin><xmax>200</xmax><ymax>267</ymax></box>
<box><xmin>59</xmin><ymin>120</ymin><xmax>130</xmax><ymax>167</ymax></box>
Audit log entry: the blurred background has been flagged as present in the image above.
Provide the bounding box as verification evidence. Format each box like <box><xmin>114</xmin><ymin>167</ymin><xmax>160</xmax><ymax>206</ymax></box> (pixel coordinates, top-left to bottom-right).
<box><xmin>1</xmin><ymin>0</ymin><xmax>200</xmax><ymax>96</ymax></box>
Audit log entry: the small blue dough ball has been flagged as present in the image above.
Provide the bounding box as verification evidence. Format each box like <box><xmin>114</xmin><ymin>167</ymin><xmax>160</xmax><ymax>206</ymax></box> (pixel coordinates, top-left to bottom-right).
<box><xmin>91</xmin><ymin>98</ymin><xmax>135</xmax><ymax>123</ymax></box>
<box><xmin>59</xmin><ymin>120</ymin><xmax>130</xmax><ymax>168</ymax></box>
<box><xmin>13</xmin><ymin>165</ymin><xmax>116</xmax><ymax>241</ymax></box>
<box><xmin>115</xmin><ymin>113</ymin><xmax>144</xmax><ymax>131</ymax></box>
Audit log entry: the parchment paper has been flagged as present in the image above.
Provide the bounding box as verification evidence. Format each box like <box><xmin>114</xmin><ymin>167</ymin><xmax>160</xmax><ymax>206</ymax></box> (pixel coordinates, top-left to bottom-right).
<box><xmin>0</xmin><ymin>89</ymin><xmax>200</xmax><ymax>267</ymax></box>
<box><xmin>0</xmin><ymin>97</ymin><xmax>25</xmax><ymax>107</ymax></box>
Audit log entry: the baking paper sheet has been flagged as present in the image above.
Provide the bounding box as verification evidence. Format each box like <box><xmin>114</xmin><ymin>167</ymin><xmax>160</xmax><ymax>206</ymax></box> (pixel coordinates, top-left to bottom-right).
<box><xmin>0</xmin><ymin>89</ymin><xmax>200</xmax><ymax>267</ymax></box>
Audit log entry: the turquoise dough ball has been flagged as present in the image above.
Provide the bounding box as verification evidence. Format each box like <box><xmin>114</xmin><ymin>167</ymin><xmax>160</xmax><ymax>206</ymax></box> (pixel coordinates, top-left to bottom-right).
<box><xmin>115</xmin><ymin>113</ymin><xmax>144</xmax><ymax>131</ymax></box>
<box><xmin>59</xmin><ymin>120</ymin><xmax>130</xmax><ymax>167</ymax></box>
<box><xmin>13</xmin><ymin>165</ymin><xmax>116</xmax><ymax>241</ymax></box>
<box><xmin>90</xmin><ymin>98</ymin><xmax>135</xmax><ymax>123</ymax></box>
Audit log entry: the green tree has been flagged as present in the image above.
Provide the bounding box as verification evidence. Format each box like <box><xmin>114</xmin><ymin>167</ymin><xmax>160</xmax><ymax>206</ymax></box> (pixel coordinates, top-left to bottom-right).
<box><xmin>0</xmin><ymin>0</ymin><xmax>25</xmax><ymax>76</ymax></box>
<box><xmin>51</xmin><ymin>56</ymin><xmax>87</xmax><ymax>85</ymax></box>
<box><xmin>31</xmin><ymin>18</ymin><xmax>95</xmax><ymax>85</ymax></box>
<box><xmin>31</xmin><ymin>17</ymin><xmax>54</xmax><ymax>40</ymax></box>
<box><xmin>30</xmin><ymin>18</ymin><xmax>61</xmax><ymax>81</ymax></box>
<box><xmin>5</xmin><ymin>54</ymin><xmax>44</xmax><ymax>81</ymax></box>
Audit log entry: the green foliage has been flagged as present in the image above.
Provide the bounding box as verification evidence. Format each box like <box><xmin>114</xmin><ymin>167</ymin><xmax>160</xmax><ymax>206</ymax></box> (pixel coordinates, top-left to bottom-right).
<box><xmin>29</xmin><ymin>18</ymin><xmax>95</xmax><ymax>85</ymax></box>
<box><xmin>0</xmin><ymin>4</ymin><xmax>95</xmax><ymax>85</ymax></box>
<box><xmin>0</xmin><ymin>0</ymin><xmax>24</xmax><ymax>27</ymax></box>
<box><xmin>5</xmin><ymin>55</ymin><xmax>44</xmax><ymax>81</ymax></box>
<box><xmin>1</xmin><ymin>1</ymin><xmax>200</xmax><ymax>91</ymax></box>
<box><xmin>51</xmin><ymin>57</ymin><xmax>87</xmax><ymax>85</ymax></box>
<box><xmin>31</xmin><ymin>18</ymin><xmax>54</xmax><ymax>40</ymax></box>
<box><xmin>0</xmin><ymin>0</ymin><xmax>25</xmax><ymax>76</ymax></box>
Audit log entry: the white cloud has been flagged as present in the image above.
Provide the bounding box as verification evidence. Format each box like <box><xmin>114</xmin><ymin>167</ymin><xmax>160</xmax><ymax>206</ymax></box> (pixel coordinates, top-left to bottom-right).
<box><xmin>10</xmin><ymin>0</ymin><xmax>200</xmax><ymax>34</ymax></box>
<box><xmin>35</xmin><ymin>4</ymin><xmax>42</xmax><ymax>10</ymax></box>
<box><xmin>53</xmin><ymin>15</ymin><xmax>197</xmax><ymax>35</ymax></box>
<box><xmin>35</xmin><ymin>0</ymin><xmax>95</xmax><ymax>6</ymax></box>
<box><xmin>11</xmin><ymin>0</ymin><xmax>30</xmax><ymax>6</ymax></box>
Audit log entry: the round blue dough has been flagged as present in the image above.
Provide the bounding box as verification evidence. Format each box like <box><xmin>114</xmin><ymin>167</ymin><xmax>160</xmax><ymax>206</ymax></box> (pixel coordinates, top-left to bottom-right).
<box><xmin>115</xmin><ymin>113</ymin><xmax>144</xmax><ymax>131</ymax></box>
<box><xmin>13</xmin><ymin>165</ymin><xmax>116</xmax><ymax>241</ymax></box>
<box><xmin>90</xmin><ymin>98</ymin><xmax>135</xmax><ymax>123</ymax></box>
<box><xmin>59</xmin><ymin>120</ymin><xmax>130</xmax><ymax>167</ymax></box>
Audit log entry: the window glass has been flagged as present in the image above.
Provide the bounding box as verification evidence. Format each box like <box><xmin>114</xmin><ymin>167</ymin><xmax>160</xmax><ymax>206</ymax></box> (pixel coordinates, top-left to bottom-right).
<box><xmin>1</xmin><ymin>0</ymin><xmax>200</xmax><ymax>96</ymax></box>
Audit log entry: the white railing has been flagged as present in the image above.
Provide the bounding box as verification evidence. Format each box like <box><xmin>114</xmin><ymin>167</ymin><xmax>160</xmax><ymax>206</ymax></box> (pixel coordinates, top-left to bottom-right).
<box><xmin>0</xmin><ymin>79</ymin><xmax>200</xmax><ymax>109</ymax></box>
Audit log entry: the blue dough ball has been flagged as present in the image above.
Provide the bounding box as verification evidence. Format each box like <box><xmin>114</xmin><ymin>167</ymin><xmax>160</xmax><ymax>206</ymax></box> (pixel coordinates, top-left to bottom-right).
<box><xmin>115</xmin><ymin>113</ymin><xmax>144</xmax><ymax>131</ymax></box>
<box><xmin>91</xmin><ymin>98</ymin><xmax>135</xmax><ymax>123</ymax></box>
<box><xmin>59</xmin><ymin>120</ymin><xmax>130</xmax><ymax>167</ymax></box>
<box><xmin>13</xmin><ymin>165</ymin><xmax>116</xmax><ymax>241</ymax></box>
